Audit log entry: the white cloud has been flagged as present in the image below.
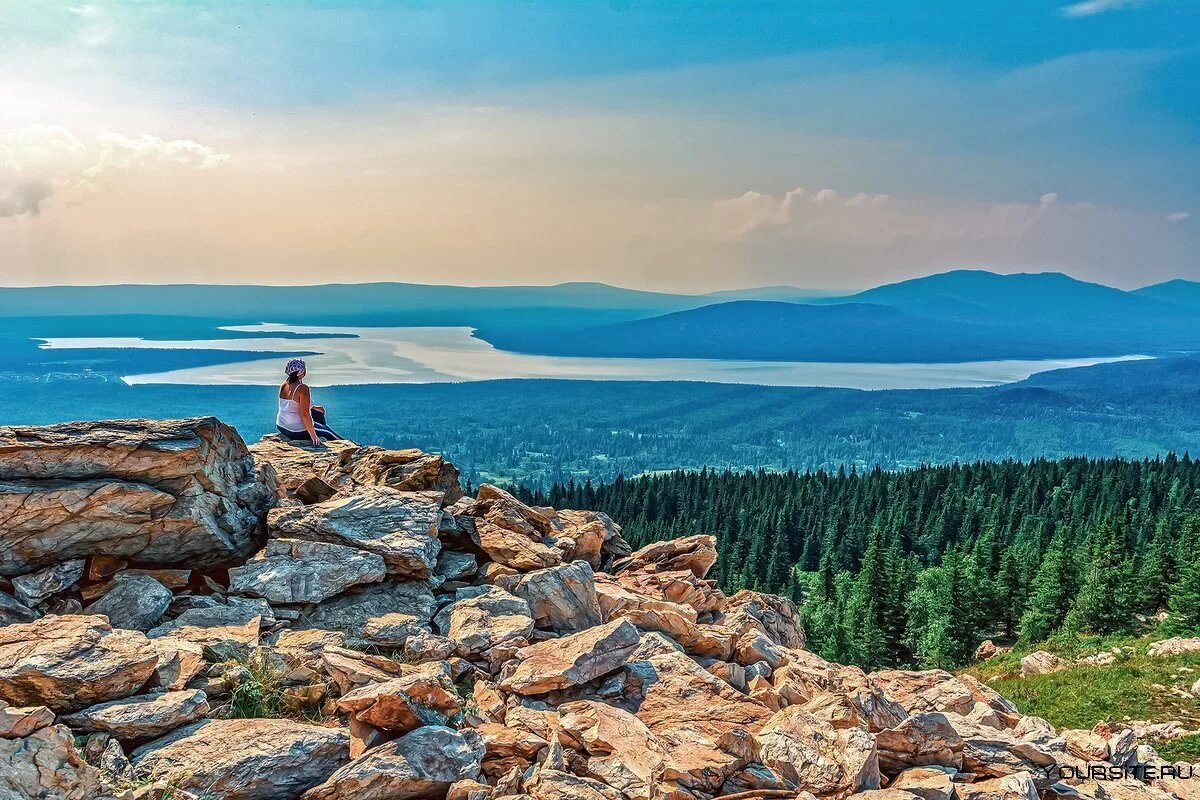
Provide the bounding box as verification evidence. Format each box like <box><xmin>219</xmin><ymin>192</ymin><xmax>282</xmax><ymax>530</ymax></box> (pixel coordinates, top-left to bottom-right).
<box><xmin>1060</xmin><ymin>0</ymin><xmax>1151</xmax><ymax>17</ymax></box>
<box><xmin>1167</xmin><ymin>211</ymin><xmax>1191</xmax><ymax>222</ymax></box>
<box><xmin>0</xmin><ymin>125</ymin><xmax>228</xmax><ymax>216</ymax></box>
<box><xmin>713</xmin><ymin>188</ymin><xmax>1090</xmax><ymax>246</ymax></box>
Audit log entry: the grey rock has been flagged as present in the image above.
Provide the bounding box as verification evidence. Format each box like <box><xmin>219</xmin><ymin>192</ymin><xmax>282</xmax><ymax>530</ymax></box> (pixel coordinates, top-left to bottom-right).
<box><xmin>302</xmin><ymin>725</ymin><xmax>483</xmax><ymax>800</ymax></box>
<box><xmin>228</xmin><ymin>538</ymin><xmax>386</xmax><ymax>604</ymax></box>
<box><xmin>88</xmin><ymin>574</ymin><xmax>173</xmax><ymax>631</ymax></box>
<box><xmin>133</xmin><ymin>718</ymin><xmax>349</xmax><ymax>800</ymax></box>
<box><xmin>268</xmin><ymin>487</ymin><xmax>443</xmax><ymax>578</ymax></box>
<box><xmin>12</xmin><ymin>559</ymin><xmax>85</xmax><ymax>606</ymax></box>
<box><xmin>62</xmin><ymin>689</ymin><xmax>209</xmax><ymax>741</ymax></box>
<box><xmin>301</xmin><ymin>580</ymin><xmax>436</xmax><ymax>644</ymax></box>
<box><xmin>512</xmin><ymin>560</ymin><xmax>603</xmax><ymax>633</ymax></box>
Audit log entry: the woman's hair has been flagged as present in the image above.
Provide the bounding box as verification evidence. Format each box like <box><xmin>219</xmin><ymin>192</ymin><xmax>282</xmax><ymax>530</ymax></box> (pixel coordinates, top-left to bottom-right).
<box><xmin>286</xmin><ymin>371</ymin><xmax>302</xmax><ymax>385</ymax></box>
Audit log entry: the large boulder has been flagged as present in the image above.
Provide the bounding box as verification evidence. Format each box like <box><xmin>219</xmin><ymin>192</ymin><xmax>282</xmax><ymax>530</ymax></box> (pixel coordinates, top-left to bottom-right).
<box><xmin>87</xmin><ymin>573</ymin><xmax>173</xmax><ymax>631</ymax></box>
<box><xmin>622</xmin><ymin>650</ymin><xmax>773</xmax><ymax>749</ymax></box>
<box><xmin>228</xmin><ymin>538</ymin><xmax>386</xmax><ymax>604</ymax></box>
<box><xmin>755</xmin><ymin>705</ymin><xmax>881</xmax><ymax>795</ymax></box>
<box><xmin>612</xmin><ymin>534</ymin><xmax>718</xmax><ymax>578</ymax></box>
<box><xmin>0</xmin><ymin>615</ymin><xmax>158</xmax><ymax>712</ymax></box>
<box><xmin>0</xmin><ymin>417</ymin><xmax>275</xmax><ymax>575</ymax></box>
<box><xmin>132</xmin><ymin>718</ymin><xmax>349</xmax><ymax>799</ymax></box>
<box><xmin>433</xmin><ymin>586</ymin><xmax>534</xmax><ymax>656</ymax></box>
<box><xmin>1019</xmin><ymin>651</ymin><xmax>1069</xmax><ymax>677</ymax></box>
<box><xmin>336</xmin><ymin>674</ymin><xmax>462</xmax><ymax>732</ymax></box>
<box><xmin>300</xmin><ymin>580</ymin><xmax>437</xmax><ymax>644</ymax></box>
<box><xmin>717</xmin><ymin>589</ymin><xmax>807</xmax><ymax>650</ymax></box>
<box><xmin>268</xmin><ymin>488</ymin><xmax>442</xmax><ymax>578</ymax></box>
<box><xmin>302</xmin><ymin>726</ymin><xmax>484</xmax><ymax>800</ymax></box>
<box><xmin>499</xmin><ymin>619</ymin><xmax>641</xmax><ymax>695</ymax></box>
<box><xmin>455</xmin><ymin>485</ymin><xmax>564</xmax><ymax>570</ymax></box>
<box><xmin>0</xmin><ymin>723</ymin><xmax>106</xmax><ymax>800</ymax></box>
<box><xmin>512</xmin><ymin>560</ymin><xmax>603</xmax><ymax>633</ymax></box>
<box><xmin>249</xmin><ymin>437</ymin><xmax>462</xmax><ymax>505</ymax></box>
<box><xmin>62</xmin><ymin>689</ymin><xmax>209</xmax><ymax>741</ymax></box>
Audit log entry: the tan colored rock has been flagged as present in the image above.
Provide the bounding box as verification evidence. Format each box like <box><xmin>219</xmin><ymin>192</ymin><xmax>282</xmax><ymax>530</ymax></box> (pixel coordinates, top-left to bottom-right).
<box><xmin>302</xmin><ymin>725</ymin><xmax>484</xmax><ymax>800</ymax></box>
<box><xmin>889</xmin><ymin>766</ymin><xmax>957</xmax><ymax>800</ymax></box>
<box><xmin>1064</xmin><ymin>729</ymin><xmax>1110</xmax><ymax>761</ymax></box>
<box><xmin>801</xmin><ymin>669</ymin><xmax>909</xmax><ymax>733</ymax></box>
<box><xmin>974</xmin><ymin>640</ymin><xmax>1010</xmax><ymax>661</ymax></box>
<box><xmin>875</xmin><ymin>713</ymin><xmax>965</xmax><ymax>775</ymax></box>
<box><xmin>625</xmin><ymin>650</ymin><xmax>773</xmax><ymax>750</ymax></box>
<box><xmin>268</xmin><ymin>487</ymin><xmax>443</xmax><ymax>578</ymax></box>
<box><xmin>716</xmin><ymin>589</ymin><xmax>807</xmax><ymax>650</ymax></box>
<box><xmin>147</xmin><ymin>606</ymin><xmax>262</xmax><ymax>662</ymax></box>
<box><xmin>62</xmin><ymin>689</ymin><xmax>209</xmax><ymax>741</ymax></box>
<box><xmin>617</xmin><ymin>606</ymin><xmax>735</xmax><ymax>660</ymax></box>
<box><xmin>559</xmin><ymin>699</ymin><xmax>737</xmax><ymax>794</ymax></box>
<box><xmin>362</xmin><ymin>612</ymin><xmax>423</xmax><ymax>647</ymax></box>
<box><xmin>612</xmin><ymin>534</ymin><xmax>718</xmax><ymax>578</ymax></box>
<box><xmin>756</xmin><ymin>705</ymin><xmax>881</xmax><ymax>796</ymax></box>
<box><xmin>250</xmin><ymin>436</ymin><xmax>462</xmax><ymax>504</ymax></box>
<box><xmin>543</xmin><ymin>508</ymin><xmax>628</xmax><ymax>568</ymax></box>
<box><xmin>0</xmin><ymin>723</ymin><xmax>106</xmax><ymax>800</ymax></box>
<box><xmin>336</xmin><ymin>673</ymin><xmax>462</xmax><ymax>732</ymax></box>
<box><xmin>594</xmin><ymin>573</ymin><xmax>696</xmax><ymax>621</ymax></box>
<box><xmin>0</xmin><ymin>701</ymin><xmax>55</xmax><ymax>738</ymax></box>
<box><xmin>513</xmin><ymin>560</ymin><xmax>603</xmax><ymax>633</ymax></box>
<box><xmin>500</xmin><ymin>619</ymin><xmax>640</xmax><ymax>695</ymax></box>
<box><xmin>434</xmin><ymin>586</ymin><xmax>535</xmax><ymax>656</ymax></box>
<box><xmin>132</xmin><ymin>718</ymin><xmax>348</xmax><ymax>799</ymax></box>
<box><xmin>0</xmin><ymin>615</ymin><xmax>158</xmax><ymax>712</ymax></box>
<box><xmin>1019</xmin><ymin>651</ymin><xmax>1069</xmax><ymax>677</ymax></box>
<box><xmin>147</xmin><ymin>636</ymin><xmax>206</xmax><ymax>691</ymax></box>
<box><xmin>955</xmin><ymin>771</ymin><xmax>1039</xmax><ymax>800</ymax></box>
<box><xmin>1148</xmin><ymin>637</ymin><xmax>1200</xmax><ymax>657</ymax></box>
<box><xmin>613</xmin><ymin>568</ymin><xmax>726</xmax><ymax>614</ymax></box>
<box><xmin>321</xmin><ymin>646</ymin><xmax>409</xmax><ymax>694</ymax></box>
<box><xmin>0</xmin><ymin>417</ymin><xmax>275</xmax><ymax>576</ymax></box>
<box><xmin>526</xmin><ymin>768</ymin><xmax>626</xmax><ymax>800</ymax></box>
<box><xmin>871</xmin><ymin>671</ymin><xmax>976</xmax><ymax>716</ymax></box>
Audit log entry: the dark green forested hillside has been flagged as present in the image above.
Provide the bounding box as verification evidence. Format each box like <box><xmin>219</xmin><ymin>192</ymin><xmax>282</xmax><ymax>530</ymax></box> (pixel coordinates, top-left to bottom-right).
<box><xmin>525</xmin><ymin>456</ymin><xmax>1200</xmax><ymax>671</ymax></box>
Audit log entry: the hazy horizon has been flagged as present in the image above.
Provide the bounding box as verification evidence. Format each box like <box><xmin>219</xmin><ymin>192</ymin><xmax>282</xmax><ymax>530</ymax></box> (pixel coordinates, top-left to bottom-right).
<box><xmin>1</xmin><ymin>1</ymin><xmax>1197</xmax><ymax>292</ymax></box>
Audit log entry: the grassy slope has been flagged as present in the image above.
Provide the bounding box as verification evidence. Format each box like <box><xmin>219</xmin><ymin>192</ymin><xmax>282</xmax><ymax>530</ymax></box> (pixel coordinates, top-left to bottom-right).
<box><xmin>960</xmin><ymin>633</ymin><xmax>1200</xmax><ymax>760</ymax></box>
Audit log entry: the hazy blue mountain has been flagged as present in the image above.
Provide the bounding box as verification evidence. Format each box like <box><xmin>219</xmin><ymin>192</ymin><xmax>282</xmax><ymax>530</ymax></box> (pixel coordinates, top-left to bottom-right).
<box><xmin>1134</xmin><ymin>279</ymin><xmax>1200</xmax><ymax>309</ymax></box>
<box><xmin>841</xmin><ymin>269</ymin><xmax>1185</xmax><ymax>326</ymax></box>
<box><xmin>510</xmin><ymin>271</ymin><xmax>1200</xmax><ymax>362</ymax></box>
<box><xmin>524</xmin><ymin>300</ymin><xmax>1094</xmax><ymax>362</ymax></box>
<box><xmin>703</xmin><ymin>285</ymin><xmax>843</xmax><ymax>303</ymax></box>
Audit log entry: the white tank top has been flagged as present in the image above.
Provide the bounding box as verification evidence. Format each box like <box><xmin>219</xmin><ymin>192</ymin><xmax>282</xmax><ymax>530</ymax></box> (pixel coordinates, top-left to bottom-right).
<box><xmin>276</xmin><ymin>386</ymin><xmax>306</xmax><ymax>430</ymax></box>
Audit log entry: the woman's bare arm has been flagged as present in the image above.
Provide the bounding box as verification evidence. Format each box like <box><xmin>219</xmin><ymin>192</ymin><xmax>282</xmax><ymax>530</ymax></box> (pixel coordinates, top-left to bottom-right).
<box><xmin>296</xmin><ymin>385</ymin><xmax>321</xmax><ymax>445</ymax></box>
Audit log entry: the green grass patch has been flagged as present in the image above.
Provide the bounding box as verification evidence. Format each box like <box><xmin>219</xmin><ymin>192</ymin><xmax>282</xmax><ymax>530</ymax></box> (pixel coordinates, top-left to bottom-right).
<box><xmin>227</xmin><ymin>652</ymin><xmax>328</xmax><ymax>722</ymax></box>
<box><xmin>962</xmin><ymin>647</ymin><xmax>1200</xmax><ymax>731</ymax></box>
<box><xmin>1155</xmin><ymin>734</ymin><xmax>1200</xmax><ymax>763</ymax></box>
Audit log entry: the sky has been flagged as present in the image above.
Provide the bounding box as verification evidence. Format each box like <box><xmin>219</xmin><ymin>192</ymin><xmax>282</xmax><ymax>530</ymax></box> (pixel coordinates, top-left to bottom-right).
<box><xmin>0</xmin><ymin>1</ymin><xmax>1197</xmax><ymax>291</ymax></box>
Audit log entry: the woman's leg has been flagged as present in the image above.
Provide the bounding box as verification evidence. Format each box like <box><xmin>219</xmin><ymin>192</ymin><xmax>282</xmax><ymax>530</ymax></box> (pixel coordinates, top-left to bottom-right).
<box><xmin>309</xmin><ymin>408</ymin><xmax>344</xmax><ymax>440</ymax></box>
<box><xmin>276</xmin><ymin>425</ymin><xmax>311</xmax><ymax>442</ymax></box>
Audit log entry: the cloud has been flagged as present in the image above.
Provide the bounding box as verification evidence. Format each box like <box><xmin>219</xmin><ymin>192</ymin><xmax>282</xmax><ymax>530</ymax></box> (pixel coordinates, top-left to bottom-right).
<box><xmin>713</xmin><ymin>187</ymin><xmax>1089</xmax><ymax>246</ymax></box>
<box><xmin>1167</xmin><ymin>211</ymin><xmax>1191</xmax><ymax>222</ymax></box>
<box><xmin>0</xmin><ymin>125</ymin><xmax>228</xmax><ymax>217</ymax></box>
<box><xmin>0</xmin><ymin>181</ymin><xmax>54</xmax><ymax>217</ymax></box>
<box><xmin>1060</xmin><ymin>0</ymin><xmax>1151</xmax><ymax>17</ymax></box>
<box><xmin>81</xmin><ymin>131</ymin><xmax>229</xmax><ymax>181</ymax></box>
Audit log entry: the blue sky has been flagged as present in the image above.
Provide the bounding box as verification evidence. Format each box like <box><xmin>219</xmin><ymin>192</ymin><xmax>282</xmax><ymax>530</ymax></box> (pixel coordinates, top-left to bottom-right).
<box><xmin>0</xmin><ymin>0</ymin><xmax>1196</xmax><ymax>289</ymax></box>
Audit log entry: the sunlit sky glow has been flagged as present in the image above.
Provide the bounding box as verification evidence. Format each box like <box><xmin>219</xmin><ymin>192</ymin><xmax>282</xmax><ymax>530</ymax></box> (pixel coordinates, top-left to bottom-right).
<box><xmin>0</xmin><ymin>1</ymin><xmax>1196</xmax><ymax>291</ymax></box>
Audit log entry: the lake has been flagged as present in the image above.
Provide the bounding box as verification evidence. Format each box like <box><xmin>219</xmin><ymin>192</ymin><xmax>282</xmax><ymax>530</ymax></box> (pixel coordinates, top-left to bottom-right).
<box><xmin>37</xmin><ymin>323</ymin><xmax>1149</xmax><ymax>390</ymax></box>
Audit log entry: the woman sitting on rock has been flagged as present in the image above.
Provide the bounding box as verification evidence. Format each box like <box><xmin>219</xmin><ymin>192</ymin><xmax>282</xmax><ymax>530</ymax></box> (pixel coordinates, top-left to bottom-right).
<box><xmin>276</xmin><ymin>358</ymin><xmax>343</xmax><ymax>445</ymax></box>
